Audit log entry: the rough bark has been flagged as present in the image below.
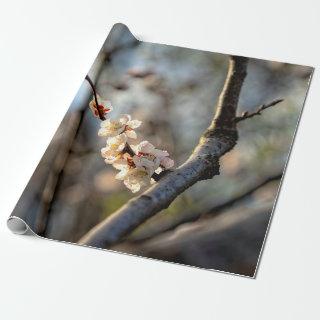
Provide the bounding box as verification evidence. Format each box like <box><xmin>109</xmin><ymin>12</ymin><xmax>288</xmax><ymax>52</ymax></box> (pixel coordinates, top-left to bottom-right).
<box><xmin>78</xmin><ymin>56</ymin><xmax>249</xmax><ymax>248</ymax></box>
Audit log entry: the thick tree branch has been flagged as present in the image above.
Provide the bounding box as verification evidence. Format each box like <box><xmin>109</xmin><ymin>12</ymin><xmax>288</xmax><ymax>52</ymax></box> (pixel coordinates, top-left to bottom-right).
<box><xmin>78</xmin><ymin>56</ymin><xmax>249</xmax><ymax>248</ymax></box>
<box><xmin>235</xmin><ymin>98</ymin><xmax>283</xmax><ymax>123</ymax></box>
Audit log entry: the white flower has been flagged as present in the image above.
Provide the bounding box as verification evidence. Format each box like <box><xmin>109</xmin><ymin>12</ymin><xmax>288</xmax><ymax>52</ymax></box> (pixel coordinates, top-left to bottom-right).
<box><xmin>132</xmin><ymin>141</ymin><xmax>155</xmax><ymax>154</ymax></box>
<box><xmin>160</xmin><ymin>156</ymin><xmax>174</xmax><ymax>169</ymax></box>
<box><xmin>105</xmin><ymin>133</ymin><xmax>127</xmax><ymax>152</ymax></box>
<box><xmin>113</xmin><ymin>160</ymin><xmax>150</xmax><ymax>193</ymax></box>
<box><xmin>112</xmin><ymin>159</ymin><xmax>130</xmax><ymax>178</ymax></box>
<box><xmin>101</xmin><ymin>133</ymin><xmax>127</xmax><ymax>164</ymax></box>
<box><xmin>123</xmin><ymin>168</ymin><xmax>150</xmax><ymax>193</ymax></box>
<box><xmin>132</xmin><ymin>140</ymin><xmax>174</xmax><ymax>171</ymax></box>
<box><xmin>133</xmin><ymin>141</ymin><xmax>168</xmax><ymax>158</ymax></box>
<box><xmin>89</xmin><ymin>94</ymin><xmax>113</xmax><ymax>118</ymax></box>
<box><xmin>132</xmin><ymin>154</ymin><xmax>158</xmax><ymax>175</ymax></box>
<box><xmin>92</xmin><ymin>104</ymin><xmax>174</xmax><ymax>193</ymax></box>
<box><xmin>98</xmin><ymin>114</ymin><xmax>141</xmax><ymax>139</ymax></box>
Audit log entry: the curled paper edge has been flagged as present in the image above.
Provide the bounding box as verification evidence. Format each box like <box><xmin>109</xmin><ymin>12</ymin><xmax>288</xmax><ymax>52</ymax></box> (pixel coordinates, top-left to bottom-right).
<box><xmin>7</xmin><ymin>216</ymin><xmax>34</xmax><ymax>236</ymax></box>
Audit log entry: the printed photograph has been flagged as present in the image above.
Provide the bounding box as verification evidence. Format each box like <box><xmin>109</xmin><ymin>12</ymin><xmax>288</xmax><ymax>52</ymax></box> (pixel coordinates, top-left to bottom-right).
<box><xmin>10</xmin><ymin>23</ymin><xmax>313</xmax><ymax>277</ymax></box>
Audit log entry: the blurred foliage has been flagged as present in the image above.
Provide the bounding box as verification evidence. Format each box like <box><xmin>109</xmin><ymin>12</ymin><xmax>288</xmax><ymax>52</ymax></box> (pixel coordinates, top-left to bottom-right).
<box><xmin>101</xmin><ymin>191</ymin><xmax>131</xmax><ymax>219</ymax></box>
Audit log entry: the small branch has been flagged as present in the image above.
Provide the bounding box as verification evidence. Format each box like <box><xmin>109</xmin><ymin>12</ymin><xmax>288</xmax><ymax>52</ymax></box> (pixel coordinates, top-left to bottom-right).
<box><xmin>235</xmin><ymin>99</ymin><xmax>283</xmax><ymax>123</ymax></box>
<box><xmin>122</xmin><ymin>142</ymin><xmax>135</xmax><ymax>157</ymax></box>
<box><xmin>85</xmin><ymin>75</ymin><xmax>106</xmax><ymax>121</ymax></box>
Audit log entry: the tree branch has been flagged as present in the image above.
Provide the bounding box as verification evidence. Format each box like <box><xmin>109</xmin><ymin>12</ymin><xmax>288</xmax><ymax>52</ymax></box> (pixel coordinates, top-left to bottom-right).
<box><xmin>85</xmin><ymin>75</ymin><xmax>106</xmax><ymax>121</ymax></box>
<box><xmin>235</xmin><ymin>98</ymin><xmax>283</xmax><ymax>123</ymax></box>
<box><xmin>126</xmin><ymin>172</ymin><xmax>282</xmax><ymax>242</ymax></box>
<box><xmin>78</xmin><ymin>56</ymin><xmax>249</xmax><ymax>248</ymax></box>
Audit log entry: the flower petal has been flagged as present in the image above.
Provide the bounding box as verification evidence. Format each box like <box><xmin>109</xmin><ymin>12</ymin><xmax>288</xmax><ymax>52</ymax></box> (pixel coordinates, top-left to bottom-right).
<box><xmin>98</xmin><ymin>127</ymin><xmax>111</xmax><ymax>137</ymax></box>
<box><xmin>106</xmin><ymin>104</ymin><xmax>113</xmax><ymax>112</ymax></box>
<box><xmin>155</xmin><ymin>167</ymin><xmax>163</xmax><ymax>174</ymax></box>
<box><xmin>112</xmin><ymin>159</ymin><xmax>128</xmax><ymax>170</ymax></box>
<box><xmin>153</xmin><ymin>149</ymin><xmax>169</xmax><ymax>158</ymax></box>
<box><xmin>127</xmin><ymin>119</ymin><xmax>142</xmax><ymax>129</ymax></box>
<box><xmin>119</xmin><ymin>114</ymin><xmax>131</xmax><ymax>125</ymax></box>
<box><xmin>138</xmin><ymin>141</ymin><xmax>155</xmax><ymax>153</ymax></box>
<box><xmin>100</xmin><ymin>119</ymin><xmax>111</xmax><ymax>128</ymax></box>
<box><xmin>125</xmin><ymin>130</ymin><xmax>137</xmax><ymax>139</ymax></box>
<box><xmin>115</xmin><ymin>169</ymin><xmax>128</xmax><ymax>180</ymax></box>
<box><xmin>161</xmin><ymin>157</ymin><xmax>174</xmax><ymax>169</ymax></box>
<box><xmin>124</xmin><ymin>180</ymin><xmax>141</xmax><ymax>193</ymax></box>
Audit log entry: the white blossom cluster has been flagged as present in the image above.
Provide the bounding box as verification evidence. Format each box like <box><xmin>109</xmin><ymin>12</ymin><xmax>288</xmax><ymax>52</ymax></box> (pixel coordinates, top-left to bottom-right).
<box><xmin>89</xmin><ymin>97</ymin><xmax>174</xmax><ymax>193</ymax></box>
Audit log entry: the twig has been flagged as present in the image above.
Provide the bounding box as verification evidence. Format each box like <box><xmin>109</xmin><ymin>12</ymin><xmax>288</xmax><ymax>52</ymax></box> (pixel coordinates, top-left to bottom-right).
<box><xmin>122</xmin><ymin>142</ymin><xmax>135</xmax><ymax>157</ymax></box>
<box><xmin>85</xmin><ymin>75</ymin><xmax>106</xmax><ymax>121</ymax></box>
<box><xmin>235</xmin><ymin>99</ymin><xmax>283</xmax><ymax>123</ymax></box>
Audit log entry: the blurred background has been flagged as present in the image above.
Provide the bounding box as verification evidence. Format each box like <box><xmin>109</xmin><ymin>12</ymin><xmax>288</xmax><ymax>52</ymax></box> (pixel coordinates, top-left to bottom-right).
<box><xmin>11</xmin><ymin>24</ymin><xmax>312</xmax><ymax>277</ymax></box>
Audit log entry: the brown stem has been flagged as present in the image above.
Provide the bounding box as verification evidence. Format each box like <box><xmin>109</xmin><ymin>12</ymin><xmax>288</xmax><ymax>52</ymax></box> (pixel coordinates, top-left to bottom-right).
<box><xmin>85</xmin><ymin>75</ymin><xmax>106</xmax><ymax>121</ymax></box>
<box><xmin>122</xmin><ymin>142</ymin><xmax>136</xmax><ymax>157</ymax></box>
<box><xmin>235</xmin><ymin>99</ymin><xmax>283</xmax><ymax>123</ymax></box>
